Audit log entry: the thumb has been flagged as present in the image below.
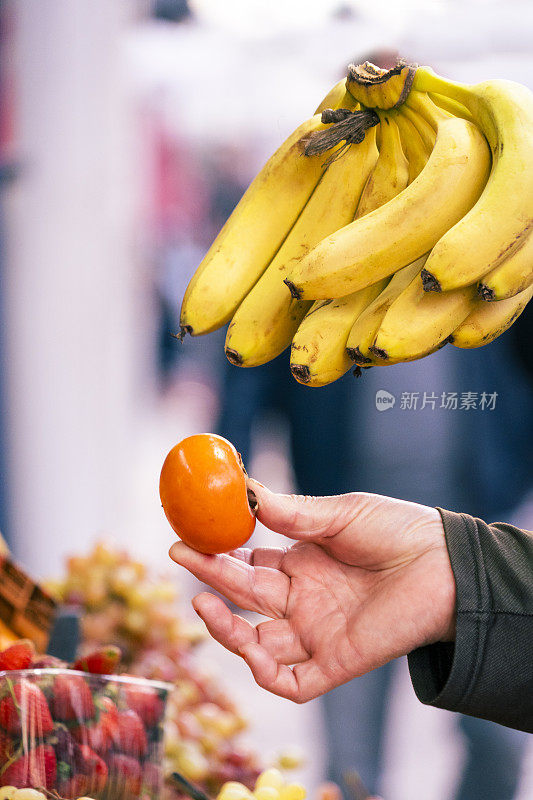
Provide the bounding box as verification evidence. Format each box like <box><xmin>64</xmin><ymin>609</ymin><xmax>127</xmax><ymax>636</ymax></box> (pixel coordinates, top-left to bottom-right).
<box><xmin>247</xmin><ymin>479</ymin><xmax>361</xmax><ymax>540</ymax></box>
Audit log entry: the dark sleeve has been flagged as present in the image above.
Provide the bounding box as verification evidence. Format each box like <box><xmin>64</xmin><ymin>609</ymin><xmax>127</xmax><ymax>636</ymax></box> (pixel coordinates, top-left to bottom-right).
<box><xmin>407</xmin><ymin>508</ymin><xmax>533</xmax><ymax>732</ymax></box>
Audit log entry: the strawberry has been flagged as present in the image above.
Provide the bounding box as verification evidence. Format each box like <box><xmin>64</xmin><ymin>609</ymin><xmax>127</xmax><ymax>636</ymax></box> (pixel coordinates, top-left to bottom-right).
<box><xmin>0</xmin><ymin>680</ymin><xmax>53</xmax><ymax>735</ymax></box>
<box><xmin>72</xmin><ymin>719</ymin><xmax>111</xmax><ymax>755</ymax></box>
<box><xmin>74</xmin><ymin>693</ymin><xmax>120</xmax><ymax>753</ymax></box>
<box><xmin>106</xmin><ymin>753</ymin><xmax>142</xmax><ymax>798</ymax></box>
<box><xmin>112</xmin><ymin>709</ymin><xmax>147</xmax><ymax>758</ymax></box>
<box><xmin>73</xmin><ymin>645</ymin><xmax>122</xmax><ymax>675</ymax></box>
<box><xmin>99</xmin><ymin>695</ymin><xmax>119</xmax><ymax>728</ymax></box>
<box><xmin>30</xmin><ymin>654</ymin><xmax>68</xmax><ymax>670</ymax></box>
<box><xmin>123</xmin><ymin>684</ymin><xmax>164</xmax><ymax>728</ymax></box>
<box><xmin>77</xmin><ymin>743</ymin><xmax>108</xmax><ymax>790</ymax></box>
<box><xmin>51</xmin><ymin>674</ymin><xmax>95</xmax><ymax>721</ymax></box>
<box><xmin>0</xmin><ymin>640</ymin><xmax>36</xmax><ymax>672</ymax></box>
<box><xmin>58</xmin><ymin>773</ymin><xmax>91</xmax><ymax>799</ymax></box>
<box><xmin>2</xmin><ymin>743</ymin><xmax>57</xmax><ymax>789</ymax></box>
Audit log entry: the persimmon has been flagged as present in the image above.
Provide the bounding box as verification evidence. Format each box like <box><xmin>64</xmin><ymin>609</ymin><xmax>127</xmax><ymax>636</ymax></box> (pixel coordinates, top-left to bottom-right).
<box><xmin>159</xmin><ymin>434</ymin><xmax>256</xmax><ymax>554</ymax></box>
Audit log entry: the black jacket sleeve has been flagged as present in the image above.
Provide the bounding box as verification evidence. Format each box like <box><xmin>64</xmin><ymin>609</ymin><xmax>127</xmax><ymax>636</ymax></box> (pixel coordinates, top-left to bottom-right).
<box><xmin>407</xmin><ymin>508</ymin><xmax>533</xmax><ymax>732</ymax></box>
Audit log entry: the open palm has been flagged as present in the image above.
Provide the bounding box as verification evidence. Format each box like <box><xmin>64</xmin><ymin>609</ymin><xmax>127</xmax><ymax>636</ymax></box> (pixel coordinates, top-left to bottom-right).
<box><xmin>169</xmin><ymin>483</ymin><xmax>455</xmax><ymax>703</ymax></box>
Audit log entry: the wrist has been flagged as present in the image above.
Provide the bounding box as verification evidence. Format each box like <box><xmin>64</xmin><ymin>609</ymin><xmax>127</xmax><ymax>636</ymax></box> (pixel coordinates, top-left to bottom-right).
<box><xmin>420</xmin><ymin>509</ymin><xmax>457</xmax><ymax>644</ymax></box>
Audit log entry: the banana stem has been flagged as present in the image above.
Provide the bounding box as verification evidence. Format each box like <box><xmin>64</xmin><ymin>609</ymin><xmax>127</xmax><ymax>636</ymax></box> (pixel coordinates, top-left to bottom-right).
<box><xmin>412</xmin><ymin>68</ymin><xmax>474</xmax><ymax>108</ymax></box>
<box><xmin>413</xmin><ymin>67</ymin><xmax>496</xmax><ymax>147</ymax></box>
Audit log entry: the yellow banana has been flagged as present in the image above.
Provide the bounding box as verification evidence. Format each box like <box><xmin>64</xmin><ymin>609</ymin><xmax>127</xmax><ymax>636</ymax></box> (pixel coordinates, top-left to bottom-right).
<box><xmin>429</xmin><ymin>92</ymin><xmax>474</xmax><ymax>122</ymax></box>
<box><xmin>346</xmin><ymin>256</ymin><xmax>427</xmax><ymax>365</ymax></box>
<box><xmin>398</xmin><ymin>104</ymin><xmax>437</xmax><ymax>152</ymax></box>
<box><xmin>477</xmin><ymin>233</ymin><xmax>533</xmax><ymax>300</ymax></box>
<box><xmin>288</xmin><ymin>113</ymin><xmax>410</xmax><ymax>386</ymax></box>
<box><xmin>370</xmin><ymin>278</ymin><xmax>475</xmax><ymax>364</ymax></box>
<box><xmin>315</xmin><ymin>78</ymin><xmax>349</xmax><ymax>114</ymax></box>
<box><xmin>285</xmin><ymin>115</ymin><xmax>491</xmax><ymax>301</ymax></box>
<box><xmin>290</xmin><ymin>281</ymin><xmax>387</xmax><ymax>386</ymax></box>
<box><xmin>224</xmin><ymin>126</ymin><xmax>379</xmax><ymax>367</ymax></box>
<box><xmin>393</xmin><ymin>109</ymin><xmax>429</xmax><ymax>182</ymax></box>
<box><xmin>412</xmin><ymin>69</ymin><xmax>533</xmax><ymax>293</ymax></box>
<box><xmin>357</xmin><ymin>112</ymin><xmax>409</xmax><ymax>215</ymax></box>
<box><xmin>450</xmin><ymin>282</ymin><xmax>533</xmax><ymax>348</ymax></box>
<box><xmin>180</xmin><ymin>93</ymin><xmax>359</xmax><ymax>336</ymax></box>
<box><xmin>405</xmin><ymin>89</ymin><xmax>452</xmax><ymax>125</ymax></box>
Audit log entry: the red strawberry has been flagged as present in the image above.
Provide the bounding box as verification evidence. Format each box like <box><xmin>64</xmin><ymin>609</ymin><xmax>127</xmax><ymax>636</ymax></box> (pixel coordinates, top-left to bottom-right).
<box><xmin>2</xmin><ymin>743</ymin><xmax>57</xmax><ymax>789</ymax></box>
<box><xmin>123</xmin><ymin>684</ymin><xmax>164</xmax><ymax>728</ymax></box>
<box><xmin>77</xmin><ymin>743</ymin><xmax>108</xmax><ymax>790</ymax></box>
<box><xmin>99</xmin><ymin>695</ymin><xmax>119</xmax><ymax>727</ymax></box>
<box><xmin>106</xmin><ymin>753</ymin><xmax>142</xmax><ymax>798</ymax></box>
<box><xmin>31</xmin><ymin>654</ymin><xmax>68</xmax><ymax>670</ymax></box>
<box><xmin>0</xmin><ymin>640</ymin><xmax>36</xmax><ymax>671</ymax></box>
<box><xmin>73</xmin><ymin>645</ymin><xmax>122</xmax><ymax>675</ymax></box>
<box><xmin>52</xmin><ymin>674</ymin><xmax>95</xmax><ymax>721</ymax></box>
<box><xmin>73</xmin><ymin>719</ymin><xmax>111</xmax><ymax>755</ymax></box>
<box><xmin>73</xmin><ymin>694</ymin><xmax>119</xmax><ymax>754</ymax></box>
<box><xmin>59</xmin><ymin>773</ymin><xmax>91</xmax><ymax>799</ymax></box>
<box><xmin>112</xmin><ymin>709</ymin><xmax>147</xmax><ymax>758</ymax></box>
<box><xmin>0</xmin><ymin>679</ymin><xmax>53</xmax><ymax>735</ymax></box>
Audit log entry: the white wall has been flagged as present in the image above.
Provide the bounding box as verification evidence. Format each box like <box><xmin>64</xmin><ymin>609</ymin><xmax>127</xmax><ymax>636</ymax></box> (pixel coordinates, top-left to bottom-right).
<box><xmin>4</xmin><ymin>0</ymin><xmax>147</xmax><ymax>578</ymax></box>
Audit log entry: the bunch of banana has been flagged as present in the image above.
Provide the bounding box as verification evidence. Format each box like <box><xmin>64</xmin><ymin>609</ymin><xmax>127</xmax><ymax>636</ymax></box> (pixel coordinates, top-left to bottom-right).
<box><xmin>179</xmin><ymin>61</ymin><xmax>533</xmax><ymax>386</ymax></box>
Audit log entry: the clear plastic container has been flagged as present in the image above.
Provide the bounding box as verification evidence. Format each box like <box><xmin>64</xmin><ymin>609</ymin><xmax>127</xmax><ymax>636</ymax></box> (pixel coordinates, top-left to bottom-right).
<box><xmin>0</xmin><ymin>669</ymin><xmax>171</xmax><ymax>799</ymax></box>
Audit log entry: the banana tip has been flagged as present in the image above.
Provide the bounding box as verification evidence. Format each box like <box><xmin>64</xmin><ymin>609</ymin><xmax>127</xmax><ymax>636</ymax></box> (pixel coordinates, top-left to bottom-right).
<box><xmin>421</xmin><ymin>269</ymin><xmax>441</xmax><ymax>293</ymax></box>
<box><xmin>284</xmin><ymin>278</ymin><xmax>303</xmax><ymax>300</ymax></box>
<box><xmin>478</xmin><ymin>283</ymin><xmax>496</xmax><ymax>301</ymax></box>
<box><xmin>225</xmin><ymin>347</ymin><xmax>243</xmax><ymax>366</ymax></box>
<box><xmin>291</xmin><ymin>364</ymin><xmax>311</xmax><ymax>384</ymax></box>
<box><xmin>174</xmin><ymin>324</ymin><xmax>193</xmax><ymax>340</ymax></box>
<box><xmin>369</xmin><ymin>344</ymin><xmax>389</xmax><ymax>361</ymax></box>
<box><xmin>347</xmin><ymin>346</ymin><xmax>372</xmax><ymax>365</ymax></box>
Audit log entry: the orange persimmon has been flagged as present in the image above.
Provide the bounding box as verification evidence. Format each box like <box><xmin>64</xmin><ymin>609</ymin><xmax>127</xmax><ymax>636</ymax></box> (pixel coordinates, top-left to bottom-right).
<box><xmin>159</xmin><ymin>433</ymin><xmax>256</xmax><ymax>554</ymax></box>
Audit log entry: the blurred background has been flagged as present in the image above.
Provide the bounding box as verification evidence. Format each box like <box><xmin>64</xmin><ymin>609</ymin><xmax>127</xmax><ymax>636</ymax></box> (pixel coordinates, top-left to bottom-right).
<box><xmin>0</xmin><ymin>1</ymin><xmax>532</xmax><ymax>798</ymax></box>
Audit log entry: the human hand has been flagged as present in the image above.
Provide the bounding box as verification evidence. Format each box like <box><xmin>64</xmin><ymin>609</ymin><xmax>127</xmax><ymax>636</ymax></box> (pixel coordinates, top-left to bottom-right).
<box><xmin>169</xmin><ymin>483</ymin><xmax>456</xmax><ymax>703</ymax></box>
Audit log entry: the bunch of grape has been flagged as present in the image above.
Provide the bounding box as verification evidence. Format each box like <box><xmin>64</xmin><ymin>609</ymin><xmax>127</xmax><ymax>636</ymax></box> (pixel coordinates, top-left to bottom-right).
<box><xmin>46</xmin><ymin>541</ymin><xmax>204</xmax><ymax>668</ymax></box>
<box><xmin>212</xmin><ymin>768</ymin><xmax>343</xmax><ymax>800</ymax></box>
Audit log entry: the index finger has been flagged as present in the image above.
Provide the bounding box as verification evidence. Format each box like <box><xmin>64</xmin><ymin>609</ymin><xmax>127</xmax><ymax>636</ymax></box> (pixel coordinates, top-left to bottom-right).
<box><xmin>169</xmin><ymin>541</ymin><xmax>290</xmax><ymax>618</ymax></box>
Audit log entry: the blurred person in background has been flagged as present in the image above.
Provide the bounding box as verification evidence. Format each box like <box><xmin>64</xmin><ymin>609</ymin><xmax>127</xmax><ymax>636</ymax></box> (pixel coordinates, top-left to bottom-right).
<box><xmin>319</xmin><ymin>325</ymin><xmax>533</xmax><ymax>800</ymax></box>
<box><xmin>149</xmin><ymin>107</ymin><xmax>249</xmax><ymax>394</ymax></box>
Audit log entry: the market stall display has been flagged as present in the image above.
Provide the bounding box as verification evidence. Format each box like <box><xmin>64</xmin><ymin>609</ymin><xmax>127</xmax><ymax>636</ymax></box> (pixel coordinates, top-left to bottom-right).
<box><xmin>0</xmin><ymin>644</ymin><xmax>170</xmax><ymax>800</ymax></box>
<box><xmin>46</xmin><ymin>543</ymin><xmax>264</xmax><ymax>798</ymax></box>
